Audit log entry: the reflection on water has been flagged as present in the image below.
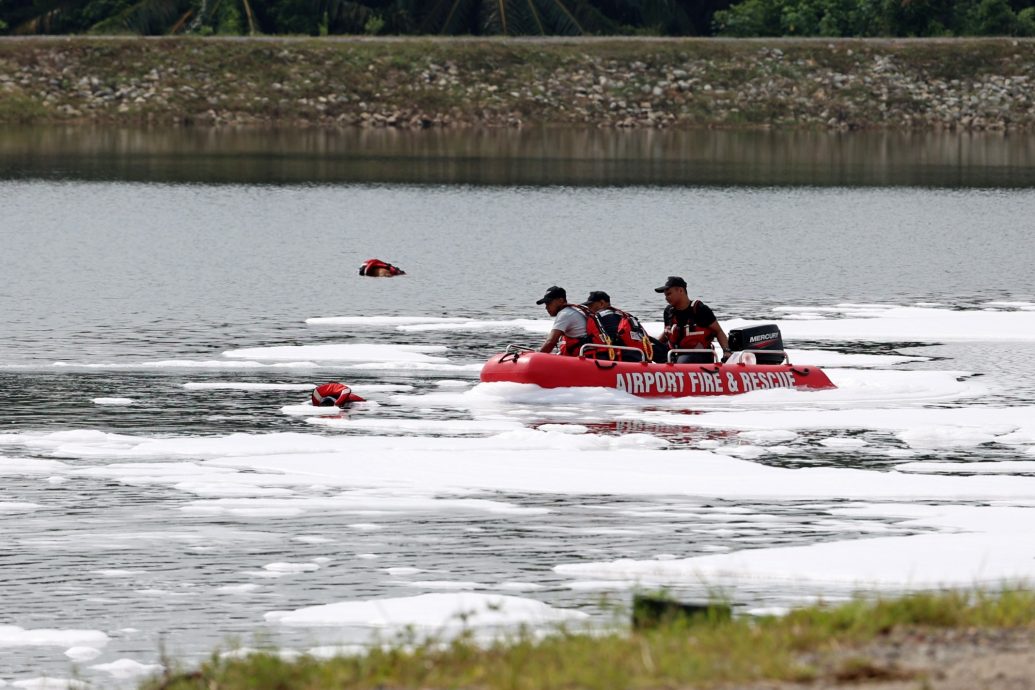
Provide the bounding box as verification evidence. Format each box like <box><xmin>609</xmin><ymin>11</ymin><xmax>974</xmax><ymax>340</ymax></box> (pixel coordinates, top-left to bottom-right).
<box><xmin>2</xmin><ymin>126</ymin><xmax>1035</xmax><ymax>187</ymax></box>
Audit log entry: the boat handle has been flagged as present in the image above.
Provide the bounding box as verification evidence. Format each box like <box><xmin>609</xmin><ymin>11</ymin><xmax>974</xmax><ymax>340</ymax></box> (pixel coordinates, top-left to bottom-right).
<box><xmin>498</xmin><ymin>352</ymin><xmax>522</xmax><ymax>364</ymax></box>
<box><xmin>790</xmin><ymin>367</ymin><xmax>810</xmax><ymax>376</ymax></box>
<box><xmin>594</xmin><ymin>359</ymin><xmax>619</xmax><ymax>370</ymax></box>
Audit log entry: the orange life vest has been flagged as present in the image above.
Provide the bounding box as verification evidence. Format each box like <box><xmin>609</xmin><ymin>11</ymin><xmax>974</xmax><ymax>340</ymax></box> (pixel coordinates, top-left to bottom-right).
<box><xmin>664</xmin><ymin>300</ymin><xmax>714</xmax><ymax>350</ymax></box>
<box><xmin>311</xmin><ymin>382</ymin><xmax>365</xmax><ymax>407</ymax></box>
<box><xmin>598</xmin><ymin>307</ymin><xmax>653</xmax><ymax>361</ymax></box>
<box><xmin>359</xmin><ymin>259</ymin><xmax>405</xmax><ymax>276</ymax></box>
<box><xmin>557</xmin><ymin>304</ymin><xmax>614</xmax><ymax>358</ymax></box>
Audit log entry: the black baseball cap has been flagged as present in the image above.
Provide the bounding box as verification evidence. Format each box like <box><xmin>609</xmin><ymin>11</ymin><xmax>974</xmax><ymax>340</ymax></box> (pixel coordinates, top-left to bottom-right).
<box><xmin>655</xmin><ymin>276</ymin><xmax>688</xmax><ymax>293</ymax></box>
<box><xmin>536</xmin><ymin>286</ymin><xmax>566</xmax><ymax>305</ymax></box>
<box><xmin>582</xmin><ymin>290</ymin><xmax>610</xmax><ymax>305</ymax></box>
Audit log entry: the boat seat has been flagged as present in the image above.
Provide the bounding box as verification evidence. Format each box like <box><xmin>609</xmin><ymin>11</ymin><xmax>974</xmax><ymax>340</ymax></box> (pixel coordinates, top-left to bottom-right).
<box><xmin>673</xmin><ymin>351</ymin><xmax>716</xmax><ymax>364</ymax></box>
<box><xmin>753</xmin><ymin>352</ymin><xmax>788</xmax><ymax>365</ymax></box>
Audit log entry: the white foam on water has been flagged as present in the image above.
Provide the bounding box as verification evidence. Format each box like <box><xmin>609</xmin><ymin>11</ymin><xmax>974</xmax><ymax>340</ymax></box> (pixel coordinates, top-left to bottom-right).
<box><xmin>91</xmin><ymin>570</ymin><xmax>144</xmax><ymax>578</ymax></box>
<box><xmin>404</xmin><ymin>581</ymin><xmax>483</xmax><ymax>590</ymax></box>
<box><xmin>264</xmin><ymin>562</ymin><xmax>319</xmax><ymax>573</ymax></box>
<box><xmin>10</xmin><ymin>679</ymin><xmax>88</xmax><ymax>689</ymax></box>
<box><xmin>88</xmin><ymin>659</ymin><xmax>163</xmax><ymax>680</ymax></box>
<box><xmin>738</xmin><ymin>430</ymin><xmax>799</xmax><ymax>445</ymax></box>
<box><xmin>557</xmin><ymin>531</ymin><xmax>1035</xmax><ymax>589</ymax></box>
<box><xmin>390</xmin><ymin>382</ymin><xmax>643</xmax><ymax>410</ymax></box>
<box><xmin>281</xmin><ymin>403</ymin><xmax>347</xmax><ymax>417</ymax></box>
<box><xmin>0</xmin><ymin>503</ymin><xmax>41</xmax><ymax>513</ymax></box>
<box><xmin>644</xmin><ymin>405</ymin><xmax>1035</xmax><ymax>452</ymax></box>
<box><xmin>264</xmin><ymin>592</ymin><xmax>588</xmax><ymax>630</ymax></box>
<box><xmin>173</xmin><ymin>482</ymin><xmax>295</xmax><ymax>498</ymax></box>
<box><xmin>385</xmin><ymin>567</ymin><xmax>424</xmax><ymax>575</ymax></box>
<box><xmin>91</xmin><ymin>397</ymin><xmax>134</xmax><ymax>406</ymax></box>
<box><xmin>223</xmin><ymin>344</ymin><xmax>449</xmax><ymax>364</ymax></box>
<box><xmin>895</xmin><ymin>461</ymin><xmax>1035</xmax><ymax>474</ymax></box>
<box><xmin>306</xmin><ymin>417</ymin><xmax>524</xmax><ymax>435</ymax></box>
<box><xmin>769</xmin><ymin>304</ymin><xmax>1035</xmax><ymax>343</ymax></box>
<box><xmin>435</xmin><ymin>380</ymin><xmax>473</xmax><ymax>388</ymax></box>
<box><xmin>536</xmin><ymin>424</ymin><xmax>589</xmax><ymax>434</ymax></box>
<box><xmin>984</xmin><ymin>301</ymin><xmax>1035</xmax><ymax>310</ymax></box>
<box><xmin>0</xmin><ymin>457</ymin><xmax>69</xmax><ymax>475</ymax></box>
<box><xmin>63</xmin><ymin>646</ymin><xmax>102</xmax><ymax>662</ymax></box>
<box><xmin>819</xmin><ymin>437</ymin><xmax>868</xmax><ymax>449</ymax></box>
<box><xmin>397</xmin><ymin>319</ymin><xmax>549</xmax><ymax>333</ymax></box>
<box><xmin>185</xmin><ymin>382</ymin><xmax>414</xmax><ymax>393</ymax></box>
<box><xmin>896</xmin><ymin>426</ymin><xmax>1000</xmax><ymax>450</ymax></box>
<box><xmin>0</xmin><ymin>626</ymin><xmax>109</xmax><ymax>648</ymax></box>
<box><xmin>180</xmin><ymin>493</ymin><xmax>547</xmax><ymax>518</ymax></box>
<box><xmin>784</xmin><ymin>350</ymin><xmax>927</xmax><ymax>367</ymax></box>
<box><xmin>340</xmin><ymin>361</ymin><xmax>482</xmax><ymax>373</ymax></box>
<box><xmin>553</xmin><ymin>504</ymin><xmax>1035</xmax><ymax>590</ymax></box>
<box><xmin>54</xmin><ymin>359</ymin><xmax>321</xmax><ymax>370</ymax></box>
<box><xmin>15</xmin><ymin>428</ymin><xmax>1035</xmax><ymax>501</ymax></box>
<box><xmin>294</xmin><ymin>535</ymin><xmax>334</xmax><ymax>544</ymax></box>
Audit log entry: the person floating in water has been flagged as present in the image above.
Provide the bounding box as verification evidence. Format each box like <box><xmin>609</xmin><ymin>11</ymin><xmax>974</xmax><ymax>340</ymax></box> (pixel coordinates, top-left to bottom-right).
<box><xmin>359</xmin><ymin>259</ymin><xmax>405</xmax><ymax>277</ymax></box>
<box><xmin>311</xmin><ymin>382</ymin><xmax>364</xmax><ymax>407</ymax></box>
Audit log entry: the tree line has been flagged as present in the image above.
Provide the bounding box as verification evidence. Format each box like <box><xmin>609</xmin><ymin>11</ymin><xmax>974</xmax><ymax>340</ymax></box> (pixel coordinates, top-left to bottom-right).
<box><xmin>2</xmin><ymin>0</ymin><xmax>1034</xmax><ymax>37</ymax></box>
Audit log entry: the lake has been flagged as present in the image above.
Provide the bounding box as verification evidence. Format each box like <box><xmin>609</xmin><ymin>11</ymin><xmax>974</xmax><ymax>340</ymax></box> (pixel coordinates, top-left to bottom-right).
<box><xmin>2</xmin><ymin>127</ymin><xmax>1035</xmax><ymax>687</ymax></box>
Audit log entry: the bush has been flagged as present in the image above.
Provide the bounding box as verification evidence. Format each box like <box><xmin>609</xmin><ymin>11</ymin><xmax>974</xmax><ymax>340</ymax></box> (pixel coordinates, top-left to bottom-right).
<box><xmin>714</xmin><ymin>0</ymin><xmax>881</xmax><ymax>36</ymax></box>
<box><xmin>1019</xmin><ymin>6</ymin><xmax>1035</xmax><ymax>34</ymax></box>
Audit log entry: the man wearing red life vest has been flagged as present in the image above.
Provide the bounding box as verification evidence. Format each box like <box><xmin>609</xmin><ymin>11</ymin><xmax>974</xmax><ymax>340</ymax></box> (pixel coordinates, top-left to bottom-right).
<box><xmin>656</xmin><ymin>276</ymin><xmax>732</xmax><ymax>362</ymax></box>
<box><xmin>581</xmin><ymin>291</ymin><xmax>653</xmax><ymax>362</ymax></box>
<box><xmin>537</xmin><ymin>286</ymin><xmax>595</xmax><ymax>356</ymax></box>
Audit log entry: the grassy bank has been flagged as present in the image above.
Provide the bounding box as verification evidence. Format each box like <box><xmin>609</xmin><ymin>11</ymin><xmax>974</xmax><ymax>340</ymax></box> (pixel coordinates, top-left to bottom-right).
<box><xmin>1</xmin><ymin>37</ymin><xmax>1034</xmax><ymax>130</ymax></box>
<box><xmin>142</xmin><ymin>589</ymin><xmax>1035</xmax><ymax>690</ymax></box>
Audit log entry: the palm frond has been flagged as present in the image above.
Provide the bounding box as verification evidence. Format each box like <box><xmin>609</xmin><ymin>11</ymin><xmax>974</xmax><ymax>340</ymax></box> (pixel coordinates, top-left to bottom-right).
<box><xmin>89</xmin><ymin>0</ymin><xmax>191</xmax><ymax>34</ymax></box>
<box><xmin>530</xmin><ymin>0</ymin><xmax>582</xmax><ymax>34</ymax></box>
<box><xmin>10</xmin><ymin>0</ymin><xmax>89</xmax><ymax>34</ymax></box>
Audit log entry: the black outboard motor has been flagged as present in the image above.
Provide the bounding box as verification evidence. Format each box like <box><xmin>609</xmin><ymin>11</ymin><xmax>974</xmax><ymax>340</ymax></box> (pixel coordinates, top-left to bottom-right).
<box><xmin>727</xmin><ymin>324</ymin><xmax>785</xmax><ymax>365</ymax></box>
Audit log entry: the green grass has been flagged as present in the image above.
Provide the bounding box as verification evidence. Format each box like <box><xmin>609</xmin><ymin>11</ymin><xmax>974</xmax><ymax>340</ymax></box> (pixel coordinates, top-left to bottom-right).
<box><xmin>0</xmin><ymin>92</ymin><xmax>48</xmax><ymax>122</ymax></box>
<box><xmin>141</xmin><ymin>588</ymin><xmax>1035</xmax><ymax>690</ymax></box>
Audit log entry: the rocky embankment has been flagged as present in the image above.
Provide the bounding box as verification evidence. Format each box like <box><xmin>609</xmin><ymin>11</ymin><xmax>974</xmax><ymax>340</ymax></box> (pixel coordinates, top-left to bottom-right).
<box><xmin>1</xmin><ymin>37</ymin><xmax>1034</xmax><ymax>130</ymax></box>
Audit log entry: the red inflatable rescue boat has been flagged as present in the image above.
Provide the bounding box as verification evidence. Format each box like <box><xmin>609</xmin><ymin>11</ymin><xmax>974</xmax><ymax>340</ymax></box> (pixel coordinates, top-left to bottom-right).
<box><xmin>480</xmin><ymin>324</ymin><xmax>836</xmax><ymax>398</ymax></box>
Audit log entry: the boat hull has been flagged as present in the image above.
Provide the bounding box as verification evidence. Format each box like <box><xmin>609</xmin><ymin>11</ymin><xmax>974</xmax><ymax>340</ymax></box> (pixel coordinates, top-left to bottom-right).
<box><xmin>480</xmin><ymin>352</ymin><xmax>835</xmax><ymax>397</ymax></box>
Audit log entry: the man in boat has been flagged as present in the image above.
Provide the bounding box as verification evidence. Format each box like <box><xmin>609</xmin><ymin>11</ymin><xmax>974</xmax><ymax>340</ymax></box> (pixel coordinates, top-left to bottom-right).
<box><xmin>359</xmin><ymin>258</ymin><xmax>405</xmax><ymax>277</ymax></box>
<box><xmin>536</xmin><ymin>286</ymin><xmax>596</xmax><ymax>356</ymax></box>
<box><xmin>655</xmin><ymin>276</ymin><xmax>732</xmax><ymax>363</ymax></box>
<box><xmin>581</xmin><ymin>291</ymin><xmax>653</xmax><ymax>362</ymax></box>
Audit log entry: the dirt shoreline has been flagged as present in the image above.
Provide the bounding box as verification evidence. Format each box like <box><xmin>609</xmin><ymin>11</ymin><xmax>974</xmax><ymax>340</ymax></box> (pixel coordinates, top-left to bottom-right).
<box><xmin>1</xmin><ymin>37</ymin><xmax>1034</xmax><ymax>130</ymax></box>
<box><xmin>752</xmin><ymin>628</ymin><xmax>1035</xmax><ymax>690</ymax></box>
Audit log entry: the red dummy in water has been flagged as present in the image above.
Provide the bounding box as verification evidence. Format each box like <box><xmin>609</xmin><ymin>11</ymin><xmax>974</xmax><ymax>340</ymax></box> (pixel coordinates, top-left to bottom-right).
<box><xmin>359</xmin><ymin>259</ymin><xmax>405</xmax><ymax>277</ymax></box>
<box><xmin>311</xmin><ymin>382</ymin><xmax>365</xmax><ymax>407</ymax></box>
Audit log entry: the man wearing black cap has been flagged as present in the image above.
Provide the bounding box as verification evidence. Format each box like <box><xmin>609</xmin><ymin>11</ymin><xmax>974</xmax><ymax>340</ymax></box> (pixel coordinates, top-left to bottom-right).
<box><xmin>582</xmin><ymin>291</ymin><xmax>652</xmax><ymax>362</ymax></box>
<box><xmin>536</xmin><ymin>286</ymin><xmax>591</xmax><ymax>355</ymax></box>
<box><xmin>655</xmin><ymin>276</ymin><xmax>731</xmax><ymax>362</ymax></box>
